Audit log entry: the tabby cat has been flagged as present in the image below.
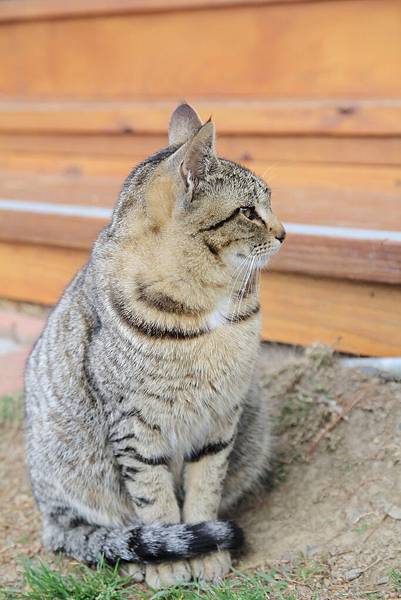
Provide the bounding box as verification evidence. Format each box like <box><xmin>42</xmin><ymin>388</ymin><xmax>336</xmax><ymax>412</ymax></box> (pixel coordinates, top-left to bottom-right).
<box><xmin>25</xmin><ymin>104</ymin><xmax>285</xmax><ymax>588</ymax></box>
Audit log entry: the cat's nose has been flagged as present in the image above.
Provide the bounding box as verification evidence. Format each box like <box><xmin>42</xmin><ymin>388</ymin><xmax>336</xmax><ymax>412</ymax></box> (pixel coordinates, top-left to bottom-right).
<box><xmin>268</xmin><ymin>215</ymin><xmax>286</xmax><ymax>243</ymax></box>
<box><xmin>274</xmin><ymin>225</ymin><xmax>286</xmax><ymax>243</ymax></box>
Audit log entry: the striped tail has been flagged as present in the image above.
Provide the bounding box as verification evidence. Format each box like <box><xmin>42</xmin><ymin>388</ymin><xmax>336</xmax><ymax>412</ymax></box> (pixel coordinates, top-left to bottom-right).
<box><xmin>46</xmin><ymin>518</ymin><xmax>244</xmax><ymax>564</ymax></box>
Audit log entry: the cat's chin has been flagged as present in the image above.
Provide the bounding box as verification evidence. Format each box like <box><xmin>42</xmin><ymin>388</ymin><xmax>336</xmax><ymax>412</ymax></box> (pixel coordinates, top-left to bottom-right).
<box><xmin>254</xmin><ymin>254</ymin><xmax>270</xmax><ymax>269</ymax></box>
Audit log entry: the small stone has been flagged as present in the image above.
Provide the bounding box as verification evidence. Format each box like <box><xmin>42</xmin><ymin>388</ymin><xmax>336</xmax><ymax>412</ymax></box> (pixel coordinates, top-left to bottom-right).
<box><xmin>386</xmin><ymin>505</ymin><xmax>401</xmax><ymax>520</ymax></box>
<box><xmin>305</xmin><ymin>544</ymin><xmax>320</xmax><ymax>557</ymax></box>
<box><xmin>344</xmin><ymin>568</ymin><xmax>363</xmax><ymax>582</ymax></box>
<box><xmin>377</xmin><ymin>576</ymin><xmax>389</xmax><ymax>585</ymax></box>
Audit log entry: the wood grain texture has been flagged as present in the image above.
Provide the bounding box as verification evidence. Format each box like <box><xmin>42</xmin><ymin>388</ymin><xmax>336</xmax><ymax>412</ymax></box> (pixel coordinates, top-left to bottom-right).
<box><xmin>270</xmin><ymin>235</ymin><xmax>401</xmax><ymax>284</ymax></box>
<box><xmin>260</xmin><ymin>271</ymin><xmax>401</xmax><ymax>356</ymax></box>
<box><xmin>1</xmin><ymin>240</ymin><xmax>400</xmax><ymax>356</ymax></box>
<box><xmin>0</xmin><ymin>171</ymin><xmax>117</xmax><ymax>207</ymax></box>
<box><xmin>0</xmin><ymin>1</ymin><xmax>400</xmax><ymax>100</ymax></box>
<box><xmin>1</xmin><ymin>161</ymin><xmax>400</xmax><ymax>231</ymax></box>
<box><xmin>0</xmin><ymin>241</ymin><xmax>88</xmax><ymax>306</ymax></box>
<box><xmin>0</xmin><ymin>0</ymin><xmax>313</xmax><ymax>22</ymax></box>
<box><xmin>0</xmin><ymin>209</ymin><xmax>105</xmax><ymax>250</ymax></box>
<box><xmin>1</xmin><ymin>206</ymin><xmax>400</xmax><ymax>283</ymax></box>
<box><xmin>1</xmin><ymin>99</ymin><xmax>401</xmax><ymax>136</ymax></box>
<box><xmin>2</xmin><ymin>134</ymin><xmax>401</xmax><ymax>166</ymax></box>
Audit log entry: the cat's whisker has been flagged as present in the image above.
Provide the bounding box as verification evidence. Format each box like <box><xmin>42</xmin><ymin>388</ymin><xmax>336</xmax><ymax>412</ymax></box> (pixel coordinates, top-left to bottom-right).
<box><xmin>235</xmin><ymin>256</ymin><xmax>255</xmax><ymax>320</ymax></box>
<box><xmin>227</xmin><ymin>255</ymin><xmax>253</xmax><ymax>315</ymax></box>
<box><xmin>254</xmin><ymin>256</ymin><xmax>264</xmax><ymax>295</ymax></box>
<box><xmin>228</xmin><ymin>266</ymin><xmax>250</xmax><ymax>321</ymax></box>
<box><xmin>232</xmin><ymin>259</ymin><xmax>252</xmax><ymax>319</ymax></box>
<box><xmin>230</xmin><ymin>256</ymin><xmax>250</xmax><ymax>295</ymax></box>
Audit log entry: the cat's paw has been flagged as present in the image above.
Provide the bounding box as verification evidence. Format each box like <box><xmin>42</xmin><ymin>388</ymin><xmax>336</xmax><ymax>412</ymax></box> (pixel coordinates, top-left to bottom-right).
<box><xmin>190</xmin><ymin>550</ymin><xmax>231</xmax><ymax>583</ymax></box>
<box><xmin>145</xmin><ymin>560</ymin><xmax>192</xmax><ymax>589</ymax></box>
<box><xmin>123</xmin><ymin>562</ymin><xmax>145</xmax><ymax>582</ymax></box>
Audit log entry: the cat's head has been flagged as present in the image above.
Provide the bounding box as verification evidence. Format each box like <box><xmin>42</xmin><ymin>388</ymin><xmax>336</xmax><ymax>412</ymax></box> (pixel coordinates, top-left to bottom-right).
<box><xmin>104</xmin><ymin>104</ymin><xmax>285</xmax><ymax>313</ymax></box>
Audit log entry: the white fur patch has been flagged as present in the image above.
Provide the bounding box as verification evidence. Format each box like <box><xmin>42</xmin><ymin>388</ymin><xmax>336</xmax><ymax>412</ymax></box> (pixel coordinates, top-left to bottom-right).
<box><xmin>207</xmin><ymin>297</ymin><xmax>230</xmax><ymax>330</ymax></box>
<box><xmin>203</xmin><ymin>521</ymin><xmax>229</xmax><ymax>539</ymax></box>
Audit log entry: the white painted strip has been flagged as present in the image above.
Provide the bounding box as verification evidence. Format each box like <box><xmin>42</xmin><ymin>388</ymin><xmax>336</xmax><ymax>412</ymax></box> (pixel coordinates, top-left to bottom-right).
<box><xmin>284</xmin><ymin>223</ymin><xmax>401</xmax><ymax>242</ymax></box>
<box><xmin>0</xmin><ymin>199</ymin><xmax>112</xmax><ymax>219</ymax></box>
<box><xmin>341</xmin><ymin>357</ymin><xmax>401</xmax><ymax>377</ymax></box>
<box><xmin>0</xmin><ymin>199</ymin><xmax>400</xmax><ymax>242</ymax></box>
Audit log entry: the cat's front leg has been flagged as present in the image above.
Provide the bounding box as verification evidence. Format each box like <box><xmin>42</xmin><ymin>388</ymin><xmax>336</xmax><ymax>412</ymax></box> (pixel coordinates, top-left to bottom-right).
<box><xmin>110</xmin><ymin>433</ymin><xmax>191</xmax><ymax>588</ymax></box>
<box><xmin>183</xmin><ymin>432</ymin><xmax>236</xmax><ymax>582</ymax></box>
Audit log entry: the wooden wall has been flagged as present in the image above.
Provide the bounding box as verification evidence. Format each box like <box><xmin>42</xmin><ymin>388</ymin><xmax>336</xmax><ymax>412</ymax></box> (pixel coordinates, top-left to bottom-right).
<box><xmin>0</xmin><ymin>0</ymin><xmax>400</xmax><ymax>355</ymax></box>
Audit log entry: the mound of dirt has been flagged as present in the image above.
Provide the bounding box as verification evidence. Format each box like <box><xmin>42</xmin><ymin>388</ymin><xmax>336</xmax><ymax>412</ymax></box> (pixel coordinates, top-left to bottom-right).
<box><xmin>0</xmin><ymin>344</ymin><xmax>400</xmax><ymax>598</ymax></box>
<box><xmin>236</xmin><ymin>345</ymin><xmax>401</xmax><ymax>598</ymax></box>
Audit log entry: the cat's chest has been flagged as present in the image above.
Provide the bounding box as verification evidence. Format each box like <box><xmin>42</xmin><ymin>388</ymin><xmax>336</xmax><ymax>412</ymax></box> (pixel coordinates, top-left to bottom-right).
<box><xmin>93</xmin><ymin>318</ymin><xmax>258</xmax><ymax>421</ymax></box>
<box><xmin>150</xmin><ymin>323</ymin><xmax>257</xmax><ymax>400</ymax></box>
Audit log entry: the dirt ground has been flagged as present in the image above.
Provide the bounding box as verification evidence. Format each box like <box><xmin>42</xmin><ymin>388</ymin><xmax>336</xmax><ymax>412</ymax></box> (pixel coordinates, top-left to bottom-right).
<box><xmin>0</xmin><ymin>342</ymin><xmax>400</xmax><ymax>598</ymax></box>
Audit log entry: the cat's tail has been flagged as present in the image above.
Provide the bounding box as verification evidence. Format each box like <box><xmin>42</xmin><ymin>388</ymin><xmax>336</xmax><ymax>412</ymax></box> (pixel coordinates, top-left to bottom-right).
<box><xmin>44</xmin><ymin>516</ymin><xmax>244</xmax><ymax>564</ymax></box>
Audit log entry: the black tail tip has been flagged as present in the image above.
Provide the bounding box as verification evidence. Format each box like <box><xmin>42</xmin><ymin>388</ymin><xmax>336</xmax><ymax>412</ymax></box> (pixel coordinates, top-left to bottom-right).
<box><xmin>128</xmin><ymin>519</ymin><xmax>245</xmax><ymax>563</ymax></box>
<box><xmin>226</xmin><ymin>520</ymin><xmax>245</xmax><ymax>550</ymax></box>
<box><xmin>189</xmin><ymin>520</ymin><xmax>245</xmax><ymax>555</ymax></box>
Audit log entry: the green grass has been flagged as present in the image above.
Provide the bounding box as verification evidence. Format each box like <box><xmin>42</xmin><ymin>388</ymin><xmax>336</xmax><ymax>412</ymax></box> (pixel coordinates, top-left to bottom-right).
<box><xmin>0</xmin><ymin>391</ymin><xmax>23</xmax><ymax>424</ymax></box>
<box><xmin>3</xmin><ymin>559</ymin><xmax>398</xmax><ymax>600</ymax></box>
<box><xmin>0</xmin><ymin>561</ymin><xmax>302</xmax><ymax>600</ymax></box>
<box><xmin>0</xmin><ymin>559</ymin><xmax>132</xmax><ymax>600</ymax></box>
<box><xmin>146</xmin><ymin>570</ymin><xmax>296</xmax><ymax>600</ymax></box>
<box><xmin>390</xmin><ymin>568</ymin><xmax>401</xmax><ymax>592</ymax></box>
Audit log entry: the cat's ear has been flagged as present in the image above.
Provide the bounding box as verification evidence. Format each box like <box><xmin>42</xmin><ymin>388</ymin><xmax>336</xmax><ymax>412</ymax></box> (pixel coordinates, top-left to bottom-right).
<box><xmin>179</xmin><ymin>119</ymin><xmax>216</xmax><ymax>191</ymax></box>
<box><xmin>168</xmin><ymin>103</ymin><xmax>202</xmax><ymax>146</ymax></box>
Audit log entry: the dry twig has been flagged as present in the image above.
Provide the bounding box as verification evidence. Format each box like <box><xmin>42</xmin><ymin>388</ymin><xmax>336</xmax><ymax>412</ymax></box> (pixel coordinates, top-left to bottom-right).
<box><xmin>306</xmin><ymin>388</ymin><xmax>367</xmax><ymax>459</ymax></box>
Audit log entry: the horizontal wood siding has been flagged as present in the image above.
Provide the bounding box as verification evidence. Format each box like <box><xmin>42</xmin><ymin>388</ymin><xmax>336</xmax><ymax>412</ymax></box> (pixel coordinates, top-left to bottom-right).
<box><xmin>1</xmin><ymin>100</ymin><xmax>401</xmax><ymax>135</ymax></box>
<box><xmin>1</xmin><ymin>240</ymin><xmax>400</xmax><ymax>356</ymax></box>
<box><xmin>1</xmin><ymin>2</ymin><xmax>400</xmax><ymax>99</ymax></box>
<box><xmin>0</xmin><ymin>0</ymin><xmax>400</xmax><ymax>355</ymax></box>
<box><xmin>0</xmin><ymin>0</ymin><xmax>313</xmax><ymax>22</ymax></box>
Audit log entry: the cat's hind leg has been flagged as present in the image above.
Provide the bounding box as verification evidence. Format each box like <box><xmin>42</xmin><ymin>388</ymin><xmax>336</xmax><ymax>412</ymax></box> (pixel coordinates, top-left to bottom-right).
<box><xmin>221</xmin><ymin>381</ymin><xmax>271</xmax><ymax>514</ymax></box>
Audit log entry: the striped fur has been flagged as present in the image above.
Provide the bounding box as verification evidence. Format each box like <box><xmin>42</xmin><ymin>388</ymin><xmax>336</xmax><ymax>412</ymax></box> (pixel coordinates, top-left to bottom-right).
<box><xmin>25</xmin><ymin>104</ymin><xmax>285</xmax><ymax>588</ymax></box>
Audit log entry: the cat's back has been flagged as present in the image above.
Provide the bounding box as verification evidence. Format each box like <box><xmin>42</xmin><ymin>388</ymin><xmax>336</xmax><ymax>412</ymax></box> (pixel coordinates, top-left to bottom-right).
<box><xmin>25</xmin><ymin>264</ymin><xmax>96</xmax><ymax>412</ymax></box>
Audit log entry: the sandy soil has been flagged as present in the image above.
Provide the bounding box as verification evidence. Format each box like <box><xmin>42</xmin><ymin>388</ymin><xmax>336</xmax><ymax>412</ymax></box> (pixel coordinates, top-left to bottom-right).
<box><xmin>1</xmin><ymin>344</ymin><xmax>400</xmax><ymax>598</ymax></box>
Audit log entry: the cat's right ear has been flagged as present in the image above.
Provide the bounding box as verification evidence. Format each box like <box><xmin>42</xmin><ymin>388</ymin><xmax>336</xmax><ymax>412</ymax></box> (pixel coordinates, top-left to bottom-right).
<box><xmin>165</xmin><ymin>117</ymin><xmax>217</xmax><ymax>203</ymax></box>
<box><xmin>179</xmin><ymin>119</ymin><xmax>215</xmax><ymax>190</ymax></box>
<box><xmin>168</xmin><ymin>103</ymin><xmax>202</xmax><ymax>146</ymax></box>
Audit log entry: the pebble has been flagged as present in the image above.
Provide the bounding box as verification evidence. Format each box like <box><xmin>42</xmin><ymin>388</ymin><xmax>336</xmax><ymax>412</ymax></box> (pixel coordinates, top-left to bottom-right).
<box><xmin>386</xmin><ymin>505</ymin><xmax>401</xmax><ymax>520</ymax></box>
<box><xmin>344</xmin><ymin>568</ymin><xmax>363</xmax><ymax>582</ymax></box>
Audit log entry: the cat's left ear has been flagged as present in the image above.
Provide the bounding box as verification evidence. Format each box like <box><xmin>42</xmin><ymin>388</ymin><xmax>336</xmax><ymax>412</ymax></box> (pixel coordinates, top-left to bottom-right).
<box><xmin>179</xmin><ymin>119</ymin><xmax>216</xmax><ymax>192</ymax></box>
<box><xmin>169</xmin><ymin>103</ymin><xmax>202</xmax><ymax>146</ymax></box>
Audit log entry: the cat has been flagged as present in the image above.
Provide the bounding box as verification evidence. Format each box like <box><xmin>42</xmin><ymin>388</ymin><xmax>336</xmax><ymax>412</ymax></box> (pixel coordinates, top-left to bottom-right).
<box><xmin>25</xmin><ymin>103</ymin><xmax>285</xmax><ymax>588</ymax></box>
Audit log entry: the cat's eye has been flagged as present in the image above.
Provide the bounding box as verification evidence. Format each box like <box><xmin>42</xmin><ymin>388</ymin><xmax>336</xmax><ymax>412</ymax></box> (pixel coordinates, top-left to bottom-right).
<box><xmin>240</xmin><ymin>206</ymin><xmax>258</xmax><ymax>221</ymax></box>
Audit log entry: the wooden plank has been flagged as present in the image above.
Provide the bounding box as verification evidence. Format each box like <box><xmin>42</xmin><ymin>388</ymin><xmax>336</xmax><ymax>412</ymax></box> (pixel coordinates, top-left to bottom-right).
<box><xmin>0</xmin><ymin>241</ymin><xmax>88</xmax><ymax>305</ymax></box>
<box><xmin>1</xmin><ymin>99</ymin><xmax>401</xmax><ymax>136</ymax></box>
<box><xmin>0</xmin><ymin>240</ymin><xmax>400</xmax><ymax>356</ymax></box>
<box><xmin>2</xmin><ymin>134</ymin><xmax>401</xmax><ymax>166</ymax></box>
<box><xmin>2</xmin><ymin>153</ymin><xmax>400</xmax><ymax>197</ymax></box>
<box><xmin>1</xmin><ymin>195</ymin><xmax>401</xmax><ymax>283</ymax></box>
<box><xmin>0</xmin><ymin>0</ymin><xmax>314</xmax><ymax>22</ymax></box>
<box><xmin>0</xmin><ymin>1</ymin><xmax>400</xmax><ymax>100</ymax></box>
<box><xmin>270</xmin><ymin>234</ymin><xmax>401</xmax><ymax>284</ymax></box>
<box><xmin>260</xmin><ymin>271</ymin><xmax>401</xmax><ymax>357</ymax></box>
<box><xmin>0</xmin><ymin>209</ymin><xmax>105</xmax><ymax>249</ymax></box>
<box><xmin>0</xmin><ymin>171</ymin><xmax>118</xmax><ymax>207</ymax></box>
<box><xmin>0</xmin><ymin>161</ymin><xmax>400</xmax><ymax>231</ymax></box>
